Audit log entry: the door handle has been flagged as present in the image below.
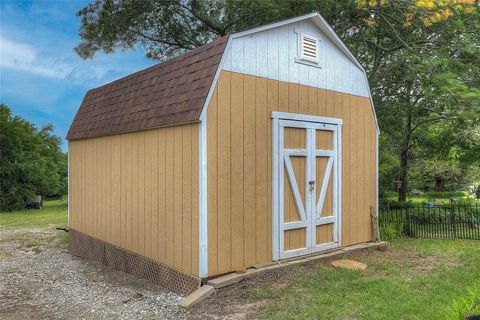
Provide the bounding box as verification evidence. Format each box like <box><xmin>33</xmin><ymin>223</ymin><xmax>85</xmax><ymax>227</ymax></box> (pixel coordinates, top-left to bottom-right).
<box><xmin>309</xmin><ymin>180</ymin><xmax>315</xmax><ymax>192</ymax></box>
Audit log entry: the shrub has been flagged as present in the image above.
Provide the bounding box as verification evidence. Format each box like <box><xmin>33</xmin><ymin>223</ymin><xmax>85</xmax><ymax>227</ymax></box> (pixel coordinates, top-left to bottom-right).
<box><xmin>380</xmin><ymin>223</ymin><xmax>404</xmax><ymax>240</ymax></box>
<box><xmin>0</xmin><ymin>105</ymin><xmax>67</xmax><ymax>211</ymax></box>
<box><xmin>422</xmin><ymin>191</ymin><xmax>466</xmax><ymax>199</ymax></box>
<box><xmin>444</xmin><ymin>284</ymin><xmax>480</xmax><ymax>320</ymax></box>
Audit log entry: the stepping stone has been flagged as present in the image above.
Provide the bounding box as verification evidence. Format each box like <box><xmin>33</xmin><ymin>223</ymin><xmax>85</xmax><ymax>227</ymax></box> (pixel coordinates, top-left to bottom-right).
<box><xmin>331</xmin><ymin>259</ymin><xmax>367</xmax><ymax>270</ymax></box>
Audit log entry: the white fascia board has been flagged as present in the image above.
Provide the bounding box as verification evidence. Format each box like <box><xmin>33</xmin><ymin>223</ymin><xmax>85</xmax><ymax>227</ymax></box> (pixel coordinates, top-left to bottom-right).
<box><xmin>231</xmin><ymin>12</ymin><xmax>320</xmax><ymax>39</ymax></box>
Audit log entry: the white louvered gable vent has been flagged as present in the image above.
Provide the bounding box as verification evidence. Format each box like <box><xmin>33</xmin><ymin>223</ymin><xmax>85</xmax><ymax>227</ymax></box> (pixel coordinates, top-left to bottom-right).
<box><xmin>300</xmin><ymin>34</ymin><xmax>318</xmax><ymax>63</ymax></box>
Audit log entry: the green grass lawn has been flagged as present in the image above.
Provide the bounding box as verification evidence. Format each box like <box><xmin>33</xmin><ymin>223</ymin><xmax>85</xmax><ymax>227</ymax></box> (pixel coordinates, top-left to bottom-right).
<box><xmin>0</xmin><ymin>197</ymin><xmax>68</xmax><ymax>229</ymax></box>
<box><xmin>245</xmin><ymin>239</ymin><xmax>480</xmax><ymax>319</ymax></box>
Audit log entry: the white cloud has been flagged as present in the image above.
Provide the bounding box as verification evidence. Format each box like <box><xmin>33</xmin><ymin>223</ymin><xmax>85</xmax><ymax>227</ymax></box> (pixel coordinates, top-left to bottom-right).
<box><xmin>0</xmin><ymin>36</ymin><xmax>73</xmax><ymax>78</ymax></box>
<box><xmin>0</xmin><ymin>35</ymin><xmax>153</xmax><ymax>87</ymax></box>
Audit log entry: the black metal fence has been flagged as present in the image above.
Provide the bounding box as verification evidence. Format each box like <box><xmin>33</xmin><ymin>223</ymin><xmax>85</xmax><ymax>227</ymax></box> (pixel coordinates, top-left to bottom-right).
<box><xmin>379</xmin><ymin>204</ymin><xmax>480</xmax><ymax>240</ymax></box>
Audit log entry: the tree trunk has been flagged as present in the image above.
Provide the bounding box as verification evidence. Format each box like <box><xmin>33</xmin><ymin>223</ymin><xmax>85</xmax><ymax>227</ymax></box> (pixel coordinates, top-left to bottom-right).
<box><xmin>397</xmin><ymin>110</ymin><xmax>413</xmax><ymax>202</ymax></box>
<box><xmin>434</xmin><ymin>178</ymin><xmax>445</xmax><ymax>192</ymax></box>
<box><xmin>398</xmin><ymin>150</ymin><xmax>409</xmax><ymax>202</ymax></box>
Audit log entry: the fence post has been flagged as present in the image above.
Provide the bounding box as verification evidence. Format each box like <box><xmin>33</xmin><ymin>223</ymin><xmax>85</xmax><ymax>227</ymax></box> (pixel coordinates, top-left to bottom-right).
<box><xmin>405</xmin><ymin>206</ymin><xmax>411</xmax><ymax>236</ymax></box>
<box><xmin>450</xmin><ymin>203</ymin><xmax>456</xmax><ymax>239</ymax></box>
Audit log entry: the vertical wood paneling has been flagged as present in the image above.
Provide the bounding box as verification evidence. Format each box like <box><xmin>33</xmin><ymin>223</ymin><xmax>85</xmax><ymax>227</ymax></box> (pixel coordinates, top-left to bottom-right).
<box><xmin>350</xmin><ymin>96</ymin><xmax>359</xmax><ymax>244</ymax></box>
<box><xmin>255</xmin><ymin>77</ymin><xmax>268</xmax><ymax>265</ymax></box>
<box><xmin>158</xmin><ymin>130</ymin><xmax>166</xmax><ymax>262</ymax></box>
<box><xmin>113</xmin><ymin>135</ymin><xmax>121</xmax><ymax>244</ymax></box>
<box><xmin>165</xmin><ymin>128</ymin><xmax>174</xmax><ymax>266</ymax></box>
<box><xmin>191</xmin><ymin>126</ymin><xmax>199</xmax><ymax>273</ymax></box>
<box><xmin>231</xmin><ymin>72</ymin><xmax>244</xmax><ymax>270</ymax></box>
<box><xmin>358</xmin><ymin>96</ymin><xmax>366</xmax><ymax>242</ymax></box>
<box><xmin>131</xmin><ymin>135</ymin><xmax>138</xmax><ymax>252</ymax></box>
<box><xmin>342</xmin><ymin>94</ymin><xmax>351</xmax><ymax>245</ymax></box>
<box><xmin>145</xmin><ymin>131</ymin><xmax>154</xmax><ymax>259</ymax></box>
<box><xmin>69</xmin><ymin>123</ymin><xmax>199</xmax><ymax>276</ymax></box>
<box><xmin>182</xmin><ymin>125</ymin><xmax>192</xmax><ymax>274</ymax></box>
<box><xmin>243</xmin><ymin>75</ymin><xmax>257</xmax><ymax>268</ymax></box>
<box><xmin>207</xmin><ymin>88</ymin><xmax>219</xmax><ymax>276</ymax></box>
<box><xmin>266</xmin><ymin>79</ymin><xmax>277</xmax><ymax>262</ymax></box>
<box><xmin>173</xmin><ymin>129</ymin><xmax>183</xmax><ymax>269</ymax></box>
<box><xmin>207</xmin><ymin>70</ymin><xmax>376</xmax><ymax>275</ymax></box>
<box><xmin>217</xmin><ymin>70</ymin><xmax>231</xmax><ymax>274</ymax></box>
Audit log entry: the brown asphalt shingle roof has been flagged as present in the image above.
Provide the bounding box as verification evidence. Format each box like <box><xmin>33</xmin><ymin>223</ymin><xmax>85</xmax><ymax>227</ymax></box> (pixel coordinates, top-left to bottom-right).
<box><xmin>66</xmin><ymin>36</ymin><xmax>228</xmax><ymax>140</ymax></box>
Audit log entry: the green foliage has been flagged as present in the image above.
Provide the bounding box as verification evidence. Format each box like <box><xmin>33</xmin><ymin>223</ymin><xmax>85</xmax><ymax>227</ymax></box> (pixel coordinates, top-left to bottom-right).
<box><xmin>472</xmin><ymin>184</ymin><xmax>480</xmax><ymax>200</ymax></box>
<box><xmin>75</xmin><ymin>0</ymin><xmax>325</xmax><ymax>60</ymax></box>
<box><xmin>380</xmin><ymin>223</ymin><xmax>404</xmax><ymax>240</ymax></box>
<box><xmin>0</xmin><ymin>105</ymin><xmax>67</xmax><ymax>211</ymax></box>
<box><xmin>444</xmin><ymin>284</ymin><xmax>480</xmax><ymax>320</ymax></box>
<box><xmin>422</xmin><ymin>191</ymin><xmax>467</xmax><ymax>199</ymax></box>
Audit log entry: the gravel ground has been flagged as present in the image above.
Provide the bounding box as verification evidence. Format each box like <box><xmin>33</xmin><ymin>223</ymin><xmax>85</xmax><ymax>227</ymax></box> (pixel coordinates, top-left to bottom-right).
<box><xmin>0</xmin><ymin>227</ymin><xmax>187</xmax><ymax>320</ymax></box>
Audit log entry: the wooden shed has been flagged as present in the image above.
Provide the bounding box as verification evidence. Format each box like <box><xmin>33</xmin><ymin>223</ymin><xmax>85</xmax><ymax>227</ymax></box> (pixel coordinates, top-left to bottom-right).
<box><xmin>67</xmin><ymin>12</ymin><xmax>379</xmax><ymax>294</ymax></box>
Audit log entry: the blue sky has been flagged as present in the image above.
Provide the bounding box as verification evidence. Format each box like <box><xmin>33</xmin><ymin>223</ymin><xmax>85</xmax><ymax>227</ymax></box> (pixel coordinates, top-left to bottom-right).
<box><xmin>0</xmin><ymin>0</ymin><xmax>153</xmax><ymax>150</ymax></box>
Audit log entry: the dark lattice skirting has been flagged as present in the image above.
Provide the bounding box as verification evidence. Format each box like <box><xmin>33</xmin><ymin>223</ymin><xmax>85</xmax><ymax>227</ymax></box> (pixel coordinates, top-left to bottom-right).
<box><xmin>69</xmin><ymin>229</ymin><xmax>200</xmax><ymax>295</ymax></box>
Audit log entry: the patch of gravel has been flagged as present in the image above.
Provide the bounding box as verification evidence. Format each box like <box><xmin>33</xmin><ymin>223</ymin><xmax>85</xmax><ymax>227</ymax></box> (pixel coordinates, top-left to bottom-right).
<box><xmin>0</xmin><ymin>227</ymin><xmax>187</xmax><ymax>320</ymax></box>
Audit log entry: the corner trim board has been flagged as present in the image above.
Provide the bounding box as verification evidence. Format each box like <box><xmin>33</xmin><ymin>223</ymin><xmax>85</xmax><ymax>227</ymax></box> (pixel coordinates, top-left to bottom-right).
<box><xmin>67</xmin><ymin>143</ymin><xmax>70</xmax><ymax>227</ymax></box>
<box><xmin>272</xmin><ymin>116</ymin><xmax>280</xmax><ymax>261</ymax></box>
<box><xmin>198</xmin><ymin>114</ymin><xmax>208</xmax><ymax>278</ymax></box>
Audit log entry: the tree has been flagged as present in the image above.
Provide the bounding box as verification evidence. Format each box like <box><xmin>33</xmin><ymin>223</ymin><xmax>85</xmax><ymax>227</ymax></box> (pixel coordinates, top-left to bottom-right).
<box><xmin>76</xmin><ymin>0</ymin><xmax>316</xmax><ymax>60</ymax></box>
<box><xmin>0</xmin><ymin>105</ymin><xmax>67</xmax><ymax>211</ymax></box>
<box><xmin>350</xmin><ymin>0</ymin><xmax>480</xmax><ymax>201</ymax></box>
<box><xmin>76</xmin><ymin>0</ymin><xmax>480</xmax><ymax>201</ymax></box>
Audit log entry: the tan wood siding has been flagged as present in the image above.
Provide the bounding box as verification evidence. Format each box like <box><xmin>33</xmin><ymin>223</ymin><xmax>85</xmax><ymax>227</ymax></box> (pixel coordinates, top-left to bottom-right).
<box><xmin>69</xmin><ymin>123</ymin><xmax>200</xmax><ymax>276</ymax></box>
<box><xmin>206</xmin><ymin>70</ymin><xmax>377</xmax><ymax>276</ymax></box>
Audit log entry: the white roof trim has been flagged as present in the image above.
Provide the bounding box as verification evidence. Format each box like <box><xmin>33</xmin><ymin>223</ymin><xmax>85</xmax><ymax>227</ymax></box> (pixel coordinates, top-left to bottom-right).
<box><xmin>231</xmin><ymin>12</ymin><xmax>319</xmax><ymax>38</ymax></box>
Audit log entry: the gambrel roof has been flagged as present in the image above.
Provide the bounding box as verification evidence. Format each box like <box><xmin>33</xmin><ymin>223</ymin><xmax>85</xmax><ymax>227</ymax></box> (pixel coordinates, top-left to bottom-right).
<box><xmin>66</xmin><ymin>36</ymin><xmax>228</xmax><ymax>140</ymax></box>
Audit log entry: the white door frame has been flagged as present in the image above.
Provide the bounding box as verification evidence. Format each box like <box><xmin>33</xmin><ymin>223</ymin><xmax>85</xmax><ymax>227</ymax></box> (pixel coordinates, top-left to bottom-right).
<box><xmin>271</xmin><ymin>111</ymin><xmax>343</xmax><ymax>261</ymax></box>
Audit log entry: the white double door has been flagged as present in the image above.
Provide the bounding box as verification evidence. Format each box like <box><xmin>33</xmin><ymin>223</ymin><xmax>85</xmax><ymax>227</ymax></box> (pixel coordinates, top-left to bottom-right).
<box><xmin>274</xmin><ymin>115</ymin><xmax>341</xmax><ymax>259</ymax></box>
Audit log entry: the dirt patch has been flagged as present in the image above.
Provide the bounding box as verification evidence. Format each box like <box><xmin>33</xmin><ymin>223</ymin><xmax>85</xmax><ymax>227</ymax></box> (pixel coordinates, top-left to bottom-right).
<box><xmin>186</xmin><ymin>263</ymin><xmax>315</xmax><ymax>319</ymax></box>
<box><xmin>0</xmin><ymin>227</ymin><xmax>186</xmax><ymax>320</ymax></box>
